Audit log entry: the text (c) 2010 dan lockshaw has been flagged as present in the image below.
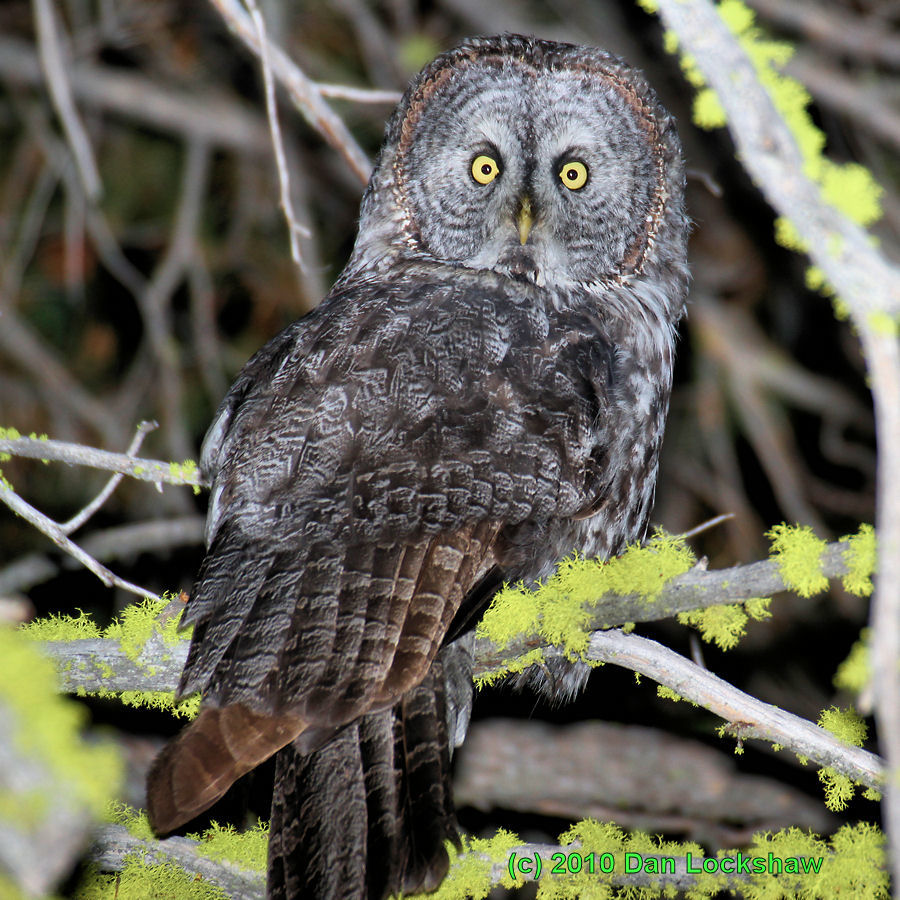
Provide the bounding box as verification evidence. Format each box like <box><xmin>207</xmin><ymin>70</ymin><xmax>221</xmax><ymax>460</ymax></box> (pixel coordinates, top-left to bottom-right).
<box><xmin>507</xmin><ymin>850</ymin><xmax>825</xmax><ymax>881</ymax></box>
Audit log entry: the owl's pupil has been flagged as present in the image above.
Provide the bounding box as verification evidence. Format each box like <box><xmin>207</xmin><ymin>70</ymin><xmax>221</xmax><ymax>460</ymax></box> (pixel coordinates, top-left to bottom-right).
<box><xmin>481</xmin><ymin>164</ymin><xmax>493</xmax><ymax>175</ymax></box>
<box><xmin>566</xmin><ymin>169</ymin><xmax>577</xmax><ymax>180</ymax></box>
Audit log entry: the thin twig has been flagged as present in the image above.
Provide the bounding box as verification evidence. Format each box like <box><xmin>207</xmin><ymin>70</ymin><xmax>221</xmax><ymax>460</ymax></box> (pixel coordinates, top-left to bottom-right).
<box><xmin>0</xmin><ymin>480</ymin><xmax>156</xmax><ymax>601</ymax></box>
<box><xmin>61</xmin><ymin>421</ymin><xmax>157</xmax><ymax>534</ymax></box>
<box><xmin>0</xmin><ymin>515</ymin><xmax>204</xmax><ymax>596</ymax></box>
<box><xmin>677</xmin><ymin>512</ymin><xmax>735</xmax><ymax>540</ymax></box>
<box><xmin>208</xmin><ymin>0</ymin><xmax>372</xmax><ymax>185</ymax></box>
<box><xmin>135</xmin><ymin>137</ymin><xmax>210</xmax><ymax>463</ymax></box>
<box><xmin>243</xmin><ymin>0</ymin><xmax>309</xmax><ymax>272</ymax></box>
<box><xmin>0</xmin><ymin>433</ymin><xmax>207</xmax><ymax>487</ymax></box>
<box><xmin>32</xmin><ymin>0</ymin><xmax>101</xmax><ymax>200</ymax></box>
<box><xmin>313</xmin><ymin>82</ymin><xmax>401</xmax><ymax>104</ymax></box>
<box><xmin>0</xmin><ymin>34</ymin><xmax>270</xmax><ymax>155</ymax></box>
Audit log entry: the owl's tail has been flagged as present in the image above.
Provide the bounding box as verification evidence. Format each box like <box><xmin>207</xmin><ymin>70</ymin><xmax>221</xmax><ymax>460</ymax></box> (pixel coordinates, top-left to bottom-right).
<box><xmin>268</xmin><ymin>659</ymin><xmax>459</xmax><ymax>900</ymax></box>
<box><xmin>146</xmin><ymin>705</ymin><xmax>308</xmax><ymax>835</ymax></box>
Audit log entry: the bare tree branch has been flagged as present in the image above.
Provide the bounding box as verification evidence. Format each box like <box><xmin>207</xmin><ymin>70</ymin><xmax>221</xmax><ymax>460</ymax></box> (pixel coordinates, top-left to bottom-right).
<box><xmin>0</xmin><ymin>479</ymin><xmax>157</xmax><ymax>601</ymax></box>
<box><xmin>32</xmin><ymin>0</ymin><xmax>102</xmax><ymax>200</ymax></box>
<box><xmin>0</xmin><ymin>515</ymin><xmax>204</xmax><ymax>597</ymax></box>
<box><xmin>0</xmin><ymin>434</ymin><xmax>207</xmax><ymax>488</ymax></box>
<box><xmin>585</xmin><ymin>629</ymin><xmax>882</xmax><ymax>790</ymax></box>
<box><xmin>61</xmin><ymin>421</ymin><xmax>157</xmax><ymax>535</ymax></box>
<box><xmin>243</xmin><ymin>0</ymin><xmax>310</xmax><ymax>273</ymax></box>
<box><xmin>208</xmin><ymin>0</ymin><xmax>372</xmax><ymax>185</ymax></box>
<box><xmin>746</xmin><ymin>0</ymin><xmax>900</xmax><ymax>70</ymax></box>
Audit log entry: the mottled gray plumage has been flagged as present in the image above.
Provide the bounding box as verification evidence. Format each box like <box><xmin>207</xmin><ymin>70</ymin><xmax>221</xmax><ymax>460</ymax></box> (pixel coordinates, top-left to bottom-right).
<box><xmin>146</xmin><ymin>34</ymin><xmax>689</xmax><ymax>900</ymax></box>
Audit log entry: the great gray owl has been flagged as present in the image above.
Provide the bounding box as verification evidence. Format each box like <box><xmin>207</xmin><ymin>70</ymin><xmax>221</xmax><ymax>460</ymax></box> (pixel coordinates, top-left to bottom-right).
<box><xmin>146</xmin><ymin>34</ymin><xmax>689</xmax><ymax>899</ymax></box>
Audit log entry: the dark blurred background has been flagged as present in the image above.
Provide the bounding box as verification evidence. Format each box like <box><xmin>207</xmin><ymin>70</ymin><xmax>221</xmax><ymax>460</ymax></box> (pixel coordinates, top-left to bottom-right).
<box><xmin>0</xmin><ymin>0</ymin><xmax>896</xmax><ymax>889</ymax></box>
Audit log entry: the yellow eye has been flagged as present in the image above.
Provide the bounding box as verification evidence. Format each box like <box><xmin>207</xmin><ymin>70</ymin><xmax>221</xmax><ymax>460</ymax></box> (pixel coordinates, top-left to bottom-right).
<box><xmin>559</xmin><ymin>160</ymin><xmax>588</xmax><ymax>190</ymax></box>
<box><xmin>471</xmin><ymin>154</ymin><xmax>500</xmax><ymax>185</ymax></box>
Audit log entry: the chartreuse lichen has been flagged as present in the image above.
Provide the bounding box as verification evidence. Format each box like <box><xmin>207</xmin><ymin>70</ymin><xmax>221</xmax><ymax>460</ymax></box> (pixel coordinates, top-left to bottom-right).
<box><xmin>20</xmin><ymin>593</ymin><xmax>199</xmax><ymax>718</ymax></box>
<box><xmin>817</xmin><ymin>707</ymin><xmax>870</xmax><ymax>812</ymax></box>
<box><xmin>840</xmin><ymin>524</ymin><xmax>876</xmax><ymax>597</ymax></box>
<box><xmin>677</xmin><ymin>597</ymin><xmax>771</xmax><ymax>651</ymax></box>
<box><xmin>118</xmin><ymin>803</ymin><xmax>269</xmax><ymax>873</ymax></box>
<box><xmin>767</xmin><ymin>523</ymin><xmax>829</xmax><ymax>597</ymax></box>
<box><xmin>73</xmin><ymin>804</ymin><xmax>265</xmax><ymax>898</ymax></box>
<box><xmin>426</xmin><ymin>829</ymin><xmax>521</xmax><ymax>900</ymax></box>
<box><xmin>418</xmin><ymin>818</ymin><xmax>887</xmax><ymax>899</ymax></box>
<box><xmin>75</xmin><ymin>861</ymin><xmax>228</xmax><ymax>899</ymax></box>
<box><xmin>834</xmin><ymin>629</ymin><xmax>870</xmax><ymax>696</ymax></box>
<box><xmin>188</xmin><ymin>820</ymin><xmax>269</xmax><ymax>872</ymax></box>
<box><xmin>169</xmin><ymin>458</ymin><xmax>202</xmax><ymax>494</ymax></box>
<box><xmin>475</xmin><ymin>533</ymin><xmax>694</xmax><ymax>686</ymax></box>
<box><xmin>0</xmin><ymin>627</ymin><xmax>122</xmax><ymax>824</ymax></box>
<box><xmin>642</xmin><ymin>0</ymin><xmax>884</xmax><ymax>303</ymax></box>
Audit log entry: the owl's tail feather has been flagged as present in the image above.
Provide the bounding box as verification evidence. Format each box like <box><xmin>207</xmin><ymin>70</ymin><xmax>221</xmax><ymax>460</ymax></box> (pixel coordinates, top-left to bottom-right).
<box><xmin>146</xmin><ymin>705</ymin><xmax>307</xmax><ymax>835</ymax></box>
<box><xmin>268</xmin><ymin>661</ymin><xmax>459</xmax><ymax>900</ymax></box>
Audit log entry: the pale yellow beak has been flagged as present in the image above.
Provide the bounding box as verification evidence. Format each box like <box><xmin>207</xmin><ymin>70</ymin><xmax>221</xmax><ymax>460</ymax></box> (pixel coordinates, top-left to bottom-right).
<box><xmin>517</xmin><ymin>196</ymin><xmax>534</xmax><ymax>245</ymax></box>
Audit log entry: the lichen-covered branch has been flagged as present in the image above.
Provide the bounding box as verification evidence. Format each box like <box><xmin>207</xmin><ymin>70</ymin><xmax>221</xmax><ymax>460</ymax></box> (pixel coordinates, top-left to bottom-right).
<box><xmin>0</xmin><ymin>630</ymin><xmax>122</xmax><ymax>896</ymax></box>
<box><xmin>650</xmin><ymin>0</ymin><xmax>900</xmax><ymax>884</ymax></box>
<box><xmin>471</xmin><ymin>538</ymin><xmax>860</xmax><ymax>672</ymax></box>
<box><xmin>32</xmin><ymin>535</ymin><xmax>882</xmax><ymax>794</ymax></box>
<box><xmin>86</xmin><ymin>825</ymin><xmax>265</xmax><ymax>899</ymax></box>
<box><xmin>584</xmin><ymin>629</ymin><xmax>883</xmax><ymax>790</ymax></box>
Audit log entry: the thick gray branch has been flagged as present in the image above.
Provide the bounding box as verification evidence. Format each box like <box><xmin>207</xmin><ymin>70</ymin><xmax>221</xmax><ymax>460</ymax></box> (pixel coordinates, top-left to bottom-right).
<box><xmin>471</xmin><ymin>540</ymin><xmax>857</xmax><ymax>672</ymax></box>
<box><xmin>35</xmin><ymin>538</ymin><xmax>881</xmax><ymax>792</ymax></box>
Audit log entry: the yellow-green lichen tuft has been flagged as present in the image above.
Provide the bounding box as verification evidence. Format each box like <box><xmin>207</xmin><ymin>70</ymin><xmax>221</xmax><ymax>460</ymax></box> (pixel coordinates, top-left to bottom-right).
<box><xmin>834</xmin><ymin>630</ymin><xmax>870</xmax><ymax>696</ymax></box>
<box><xmin>840</xmin><ymin>525</ymin><xmax>876</xmax><ymax>597</ymax></box>
<box><xmin>767</xmin><ymin>523</ymin><xmax>828</xmax><ymax>597</ymax></box>
<box><xmin>118</xmin><ymin>689</ymin><xmax>200</xmax><ymax>719</ymax></box>
<box><xmin>816</xmin><ymin>707</ymin><xmax>868</xmax><ymax>811</ymax></box>
<box><xmin>104</xmin><ymin>594</ymin><xmax>189</xmax><ymax>663</ymax></box>
<box><xmin>741</xmin><ymin>823</ymin><xmax>886</xmax><ymax>899</ymax></box>
<box><xmin>819</xmin><ymin>705</ymin><xmax>867</xmax><ymax>748</ymax></box>
<box><xmin>169</xmin><ymin>458</ymin><xmax>202</xmax><ymax>494</ymax></box>
<box><xmin>818</xmin><ymin>767</ymin><xmax>856</xmax><ymax>812</ymax></box>
<box><xmin>74</xmin><ymin>860</ymin><xmax>228</xmax><ymax>899</ymax></box>
<box><xmin>21</xmin><ymin>595</ymin><xmax>197</xmax><ymax>719</ymax></box>
<box><xmin>541</xmin><ymin>819</ymin><xmax>709</xmax><ymax>899</ymax></box>
<box><xmin>20</xmin><ymin>609</ymin><xmax>103</xmax><ymax>641</ymax></box>
<box><xmin>108</xmin><ymin>801</ymin><xmax>157</xmax><ymax>841</ymax></box>
<box><xmin>0</xmin><ymin>627</ymin><xmax>122</xmax><ymax>820</ymax></box>
<box><xmin>423</xmin><ymin>829</ymin><xmax>521</xmax><ymax>900</ymax></box>
<box><xmin>475</xmin><ymin>647</ymin><xmax>544</xmax><ymax>691</ymax></box>
<box><xmin>187</xmin><ymin>820</ymin><xmax>269</xmax><ymax>873</ymax></box>
<box><xmin>677</xmin><ymin>597</ymin><xmax>770</xmax><ymax>651</ymax></box>
<box><xmin>657</xmin><ymin>685</ymin><xmax>697</xmax><ymax>707</ymax></box>
<box><xmin>476</xmin><ymin>534</ymin><xmax>694</xmax><ymax>679</ymax></box>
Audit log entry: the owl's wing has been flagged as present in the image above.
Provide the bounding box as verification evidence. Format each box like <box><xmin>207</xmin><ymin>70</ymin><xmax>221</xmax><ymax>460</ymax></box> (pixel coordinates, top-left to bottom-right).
<box><xmin>147</xmin><ymin>271</ymin><xmax>611</xmax><ymax>835</ymax></box>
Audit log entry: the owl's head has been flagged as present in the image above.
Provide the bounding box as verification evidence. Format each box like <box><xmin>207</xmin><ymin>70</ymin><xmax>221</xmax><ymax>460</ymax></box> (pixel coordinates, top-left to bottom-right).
<box><xmin>348</xmin><ymin>35</ymin><xmax>687</xmax><ymax>316</ymax></box>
